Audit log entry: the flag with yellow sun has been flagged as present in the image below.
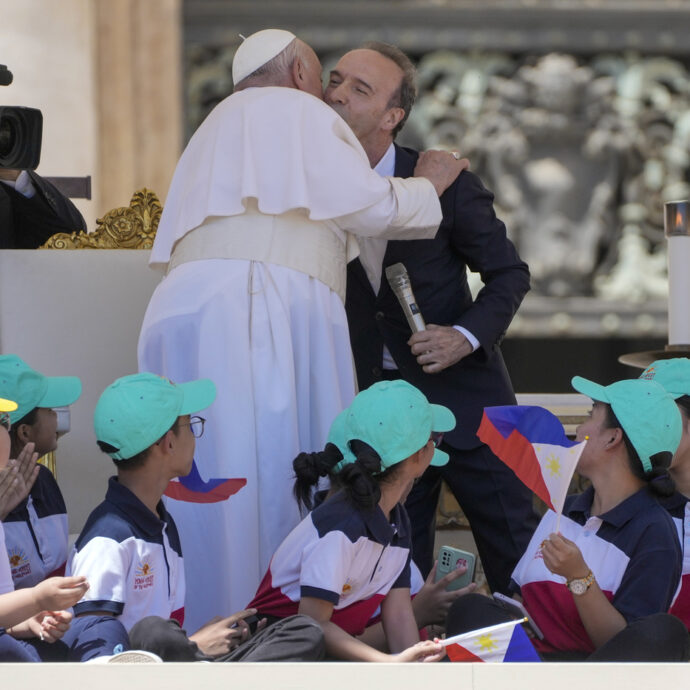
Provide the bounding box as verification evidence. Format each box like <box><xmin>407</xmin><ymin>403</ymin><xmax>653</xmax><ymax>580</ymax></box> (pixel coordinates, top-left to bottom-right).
<box><xmin>443</xmin><ymin>619</ymin><xmax>541</xmax><ymax>662</ymax></box>
<box><xmin>477</xmin><ymin>405</ymin><xmax>586</xmax><ymax>515</ymax></box>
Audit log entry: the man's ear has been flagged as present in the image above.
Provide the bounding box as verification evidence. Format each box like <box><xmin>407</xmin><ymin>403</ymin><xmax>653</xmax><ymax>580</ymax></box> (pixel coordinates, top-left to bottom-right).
<box><xmin>382</xmin><ymin>107</ymin><xmax>405</xmax><ymax>133</ymax></box>
<box><xmin>292</xmin><ymin>56</ymin><xmax>306</xmax><ymax>90</ymax></box>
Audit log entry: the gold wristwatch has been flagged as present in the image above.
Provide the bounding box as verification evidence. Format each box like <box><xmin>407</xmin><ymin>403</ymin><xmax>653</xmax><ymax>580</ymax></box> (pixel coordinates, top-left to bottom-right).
<box><xmin>566</xmin><ymin>570</ymin><xmax>595</xmax><ymax>595</ymax></box>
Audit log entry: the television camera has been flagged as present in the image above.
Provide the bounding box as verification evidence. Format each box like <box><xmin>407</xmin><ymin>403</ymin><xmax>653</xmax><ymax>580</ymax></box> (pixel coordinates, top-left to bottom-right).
<box><xmin>0</xmin><ymin>64</ymin><xmax>43</xmax><ymax>169</ymax></box>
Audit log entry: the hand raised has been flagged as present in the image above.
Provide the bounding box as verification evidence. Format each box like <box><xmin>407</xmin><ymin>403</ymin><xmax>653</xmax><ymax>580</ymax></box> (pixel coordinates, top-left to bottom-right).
<box><xmin>541</xmin><ymin>533</ymin><xmax>589</xmax><ymax>581</ymax></box>
<box><xmin>413</xmin><ymin>561</ymin><xmax>477</xmax><ymax>627</ymax></box>
<box><xmin>33</xmin><ymin>576</ymin><xmax>89</xmax><ymax>612</ymax></box>
<box><xmin>0</xmin><ymin>442</ymin><xmax>39</xmax><ymax>518</ymax></box>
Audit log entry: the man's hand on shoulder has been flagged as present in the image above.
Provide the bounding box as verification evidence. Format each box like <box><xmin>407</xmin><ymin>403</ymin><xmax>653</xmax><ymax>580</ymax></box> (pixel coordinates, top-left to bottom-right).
<box><xmin>413</xmin><ymin>150</ymin><xmax>469</xmax><ymax>197</ymax></box>
<box><xmin>408</xmin><ymin>325</ymin><xmax>473</xmax><ymax>374</ymax></box>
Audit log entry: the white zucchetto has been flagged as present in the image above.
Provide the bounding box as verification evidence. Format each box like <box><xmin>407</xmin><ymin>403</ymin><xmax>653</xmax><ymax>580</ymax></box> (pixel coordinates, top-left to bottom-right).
<box><xmin>232</xmin><ymin>29</ymin><xmax>297</xmax><ymax>84</ymax></box>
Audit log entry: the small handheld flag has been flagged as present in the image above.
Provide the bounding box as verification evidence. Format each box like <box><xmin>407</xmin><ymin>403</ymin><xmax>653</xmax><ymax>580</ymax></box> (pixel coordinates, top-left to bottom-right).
<box><xmin>164</xmin><ymin>459</ymin><xmax>247</xmax><ymax>504</ymax></box>
<box><xmin>442</xmin><ymin>619</ymin><xmax>540</xmax><ymax>662</ymax></box>
<box><xmin>477</xmin><ymin>405</ymin><xmax>585</xmax><ymax>517</ymax></box>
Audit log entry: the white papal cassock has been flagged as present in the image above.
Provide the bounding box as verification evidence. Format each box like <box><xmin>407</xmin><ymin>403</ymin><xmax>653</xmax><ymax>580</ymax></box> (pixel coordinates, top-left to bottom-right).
<box><xmin>138</xmin><ymin>86</ymin><xmax>442</xmax><ymax>629</ymax></box>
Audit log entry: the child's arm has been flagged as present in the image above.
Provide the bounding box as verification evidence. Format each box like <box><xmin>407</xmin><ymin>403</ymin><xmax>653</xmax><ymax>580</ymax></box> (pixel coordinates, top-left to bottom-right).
<box><xmin>0</xmin><ymin>576</ymin><xmax>88</xmax><ymax>629</ymax></box>
<box><xmin>380</xmin><ymin>587</ymin><xmax>420</xmax><ymax>653</ymax></box>
<box><xmin>299</xmin><ymin>596</ymin><xmax>444</xmax><ymax>662</ymax></box>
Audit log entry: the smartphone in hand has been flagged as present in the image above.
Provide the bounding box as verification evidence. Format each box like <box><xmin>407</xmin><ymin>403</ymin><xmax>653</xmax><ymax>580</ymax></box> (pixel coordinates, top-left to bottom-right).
<box><xmin>434</xmin><ymin>545</ymin><xmax>476</xmax><ymax>591</ymax></box>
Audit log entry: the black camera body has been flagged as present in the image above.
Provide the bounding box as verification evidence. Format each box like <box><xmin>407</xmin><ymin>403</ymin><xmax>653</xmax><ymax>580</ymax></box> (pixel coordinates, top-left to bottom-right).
<box><xmin>0</xmin><ymin>64</ymin><xmax>43</xmax><ymax>169</ymax></box>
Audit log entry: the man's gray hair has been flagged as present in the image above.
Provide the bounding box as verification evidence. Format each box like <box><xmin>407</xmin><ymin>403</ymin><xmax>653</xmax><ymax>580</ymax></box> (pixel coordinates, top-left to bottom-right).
<box><xmin>360</xmin><ymin>41</ymin><xmax>417</xmax><ymax>138</ymax></box>
<box><xmin>234</xmin><ymin>38</ymin><xmax>299</xmax><ymax>89</ymax></box>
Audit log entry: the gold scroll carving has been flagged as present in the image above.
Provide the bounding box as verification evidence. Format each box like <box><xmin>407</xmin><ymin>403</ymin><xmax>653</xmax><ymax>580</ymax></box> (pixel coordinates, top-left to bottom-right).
<box><xmin>41</xmin><ymin>188</ymin><xmax>161</xmax><ymax>249</ymax></box>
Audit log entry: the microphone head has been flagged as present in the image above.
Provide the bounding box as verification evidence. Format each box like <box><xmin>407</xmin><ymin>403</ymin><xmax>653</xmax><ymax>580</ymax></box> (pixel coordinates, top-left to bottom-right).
<box><xmin>385</xmin><ymin>262</ymin><xmax>410</xmax><ymax>289</ymax></box>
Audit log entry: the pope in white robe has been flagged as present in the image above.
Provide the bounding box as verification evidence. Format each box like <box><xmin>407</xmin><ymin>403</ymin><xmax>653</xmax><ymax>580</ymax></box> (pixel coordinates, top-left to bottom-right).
<box><xmin>138</xmin><ymin>30</ymin><xmax>455</xmax><ymax>629</ymax></box>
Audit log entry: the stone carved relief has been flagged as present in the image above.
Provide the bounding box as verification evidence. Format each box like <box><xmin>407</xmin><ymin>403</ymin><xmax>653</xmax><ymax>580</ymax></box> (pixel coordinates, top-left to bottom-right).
<box><xmin>405</xmin><ymin>51</ymin><xmax>690</xmax><ymax>302</ymax></box>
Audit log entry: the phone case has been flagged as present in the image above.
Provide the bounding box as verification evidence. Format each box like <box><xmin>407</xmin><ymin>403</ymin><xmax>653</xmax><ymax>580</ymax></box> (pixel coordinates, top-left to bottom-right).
<box><xmin>434</xmin><ymin>545</ymin><xmax>476</xmax><ymax>591</ymax></box>
<box><xmin>492</xmin><ymin>593</ymin><xmax>544</xmax><ymax>639</ymax></box>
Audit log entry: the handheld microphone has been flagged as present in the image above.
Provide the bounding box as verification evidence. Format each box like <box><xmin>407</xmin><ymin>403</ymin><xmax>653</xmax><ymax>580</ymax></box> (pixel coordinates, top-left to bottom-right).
<box><xmin>385</xmin><ymin>262</ymin><xmax>426</xmax><ymax>333</ymax></box>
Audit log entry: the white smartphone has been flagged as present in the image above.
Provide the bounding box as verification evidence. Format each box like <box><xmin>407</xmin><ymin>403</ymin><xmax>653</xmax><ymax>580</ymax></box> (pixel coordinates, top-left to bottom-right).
<box><xmin>492</xmin><ymin>592</ymin><xmax>544</xmax><ymax>640</ymax></box>
<box><xmin>434</xmin><ymin>545</ymin><xmax>476</xmax><ymax>591</ymax></box>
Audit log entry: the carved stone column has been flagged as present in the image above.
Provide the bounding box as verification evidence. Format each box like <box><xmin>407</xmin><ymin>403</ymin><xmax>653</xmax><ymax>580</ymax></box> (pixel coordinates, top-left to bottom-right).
<box><xmin>94</xmin><ymin>0</ymin><xmax>182</xmax><ymax>213</ymax></box>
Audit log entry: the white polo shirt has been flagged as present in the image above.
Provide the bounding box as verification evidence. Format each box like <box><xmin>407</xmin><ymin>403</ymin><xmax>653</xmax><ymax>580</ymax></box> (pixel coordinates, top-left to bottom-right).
<box><xmin>249</xmin><ymin>491</ymin><xmax>411</xmax><ymax>636</ymax></box>
<box><xmin>67</xmin><ymin>477</ymin><xmax>185</xmax><ymax>632</ymax></box>
<box><xmin>3</xmin><ymin>466</ymin><xmax>69</xmax><ymax>588</ymax></box>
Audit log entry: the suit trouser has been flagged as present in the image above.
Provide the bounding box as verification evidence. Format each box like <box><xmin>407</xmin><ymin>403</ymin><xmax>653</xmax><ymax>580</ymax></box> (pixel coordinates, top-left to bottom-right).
<box><xmin>404</xmin><ymin>441</ymin><xmax>539</xmax><ymax>594</ymax></box>
<box><xmin>129</xmin><ymin>614</ymin><xmax>325</xmax><ymax>662</ymax></box>
<box><xmin>446</xmin><ymin>593</ymin><xmax>690</xmax><ymax>662</ymax></box>
<box><xmin>0</xmin><ymin>615</ymin><xmax>129</xmax><ymax>662</ymax></box>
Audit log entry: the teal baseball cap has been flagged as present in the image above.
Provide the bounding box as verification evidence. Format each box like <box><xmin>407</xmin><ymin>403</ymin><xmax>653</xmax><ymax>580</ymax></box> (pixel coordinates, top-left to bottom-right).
<box><xmin>342</xmin><ymin>380</ymin><xmax>456</xmax><ymax>470</ymax></box>
<box><xmin>94</xmin><ymin>372</ymin><xmax>217</xmax><ymax>461</ymax></box>
<box><xmin>639</xmin><ymin>358</ymin><xmax>690</xmax><ymax>399</ymax></box>
<box><xmin>0</xmin><ymin>355</ymin><xmax>82</xmax><ymax>423</ymax></box>
<box><xmin>327</xmin><ymin>409</ymin><xmax>356</xmax><ymax>469</ymax></box>
<box><xmin>571</xmin><ymin>376</ymin><xmax>682</xmax><ymax>473</ymax></box>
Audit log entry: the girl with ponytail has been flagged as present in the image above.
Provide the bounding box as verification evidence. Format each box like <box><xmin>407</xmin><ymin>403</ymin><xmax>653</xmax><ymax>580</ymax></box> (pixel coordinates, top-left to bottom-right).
<box><xmin>249</xmin><ymin>380</ymin><xmax>456</xmax><ymax>661</ymax></box>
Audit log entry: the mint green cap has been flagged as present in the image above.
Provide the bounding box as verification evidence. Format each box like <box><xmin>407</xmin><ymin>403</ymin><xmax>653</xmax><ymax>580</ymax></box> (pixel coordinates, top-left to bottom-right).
<box><xmin>342</xmin><ymin>380</ymin><xmax>456</xmax><ymax>470</ymax></box>
<box><xmin>94</xmin><ymin>372</ymin><xmax>217</xmax><ymax>461</ymax></box>
<box><xmin>639</xmin><ymin>358</ymin><xmax>690</xmax><ymax>399</ymax></box>
<box><xmin>0</xmin><ymin>355</ymin><xmax>82</xmax><ymax>423</ymax></box>
<box><xmin>571</xmin><ymin>376</ymin><xmax>681</xmax><ymax>473</ymax></box>
<box><xmin>327</xmin><ymin>409</ymin><xmax>356</xmax><ymax>468</ymax></box>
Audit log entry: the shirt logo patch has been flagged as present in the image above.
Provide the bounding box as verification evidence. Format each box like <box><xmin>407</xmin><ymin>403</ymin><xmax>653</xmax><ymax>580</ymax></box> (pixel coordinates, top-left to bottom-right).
<box><xmin>341</xmin><ymin>582</ymin><xmax>352</xmax><ymax>594</ymax></box>
<box><xmin>8</xmin><ymin>549</ymin><xmax>31</xmax><ymax>580</ymax></box>
<box><xmin>134</xmin><ymin>561</ymin><xmax>155</xmax><ymax>590</ymax></box>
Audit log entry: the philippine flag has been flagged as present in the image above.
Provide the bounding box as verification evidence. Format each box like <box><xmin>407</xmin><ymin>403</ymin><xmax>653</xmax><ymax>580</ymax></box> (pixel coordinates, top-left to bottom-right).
<box><xmin>164</xmin><ymin>459</ymin><xmax>247</xmax><ymax>504</ymax></box>
<box><xmin>477</xmin><ymin>406</ymin><xmax>586</xmax><ymax>514</ymax></box>
<box><xmin>443</xmin><ymin>619</ymin><xmax>541</xmax><ymax>663</ymax></box>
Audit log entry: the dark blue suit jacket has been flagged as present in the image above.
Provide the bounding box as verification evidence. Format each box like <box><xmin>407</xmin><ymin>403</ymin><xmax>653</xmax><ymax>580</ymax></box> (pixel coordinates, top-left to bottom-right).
<box><xmin>346</xmin><ymin>145</ymin><xmax>530</xmax><ymax>449</ymax></box>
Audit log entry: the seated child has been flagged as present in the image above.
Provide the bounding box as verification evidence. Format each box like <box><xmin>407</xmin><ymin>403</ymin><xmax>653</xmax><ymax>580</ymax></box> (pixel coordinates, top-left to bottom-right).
<box><xmin>302</xmin><ymin>408</ymin><xmax>476</xmax><ymax>649</ymax></box>
<box><xmin>446</xmin><ymin>376</ymin><xmax>688</xmax><ymax>662</ymax></box>
<box><xmin>0</xmin><ymin>357</ymin><xmax>128</xmax><ymax>661</ymax></box>
<box><xmin>249</xmin><ymin>379</ymin><xmax>454</xmax><ymax>661</ymax></box>
<box><xmin>68</xmin><ymin>373</ymin><xmax>324</xmax><ymax>662</ymax></box>
<box><xmin>0</xmin><ymin>394</ymin><xmax>96</xmax><ymax>662</ymax></box>
<box><xmin>0</xmin><ymin>354</ymin><xmax>81</xmax><ymax>587</ymax></box>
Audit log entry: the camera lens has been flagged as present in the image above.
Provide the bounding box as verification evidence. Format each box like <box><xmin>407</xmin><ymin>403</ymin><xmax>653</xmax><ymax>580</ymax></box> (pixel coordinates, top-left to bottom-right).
<box><xmin>0</xmin><ymin>115</ymin><xmax>17</xmax><ymax>158</ymax></box>
<box><xmin>0</xmin><ymin>106</ymin><xmax>42</xmax><ymax>169</ymax></box>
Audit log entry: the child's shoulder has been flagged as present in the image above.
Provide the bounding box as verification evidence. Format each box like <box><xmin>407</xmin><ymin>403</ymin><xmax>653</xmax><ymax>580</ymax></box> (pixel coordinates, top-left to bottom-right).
<box><xmin>310</xmin><ymin>492</ymin><xmax>369</xmax><ymax>544</ymax></box>
<box><xmin>74</xmin><ymin>500</ymin><xmax>139</xmax><ymax>551</ymax></box>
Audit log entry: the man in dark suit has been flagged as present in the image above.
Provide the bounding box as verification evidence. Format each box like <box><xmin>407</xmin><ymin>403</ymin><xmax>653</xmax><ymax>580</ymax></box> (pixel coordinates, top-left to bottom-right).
<box><xmin>0</xmin><ymin>169</ymin><xmax>86</xmax><ymax>248</ymax></box>
<box><xmin>325</xmin><ymin>43</ymin><xmax>539</xmax><ymax>594</ymax></box>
